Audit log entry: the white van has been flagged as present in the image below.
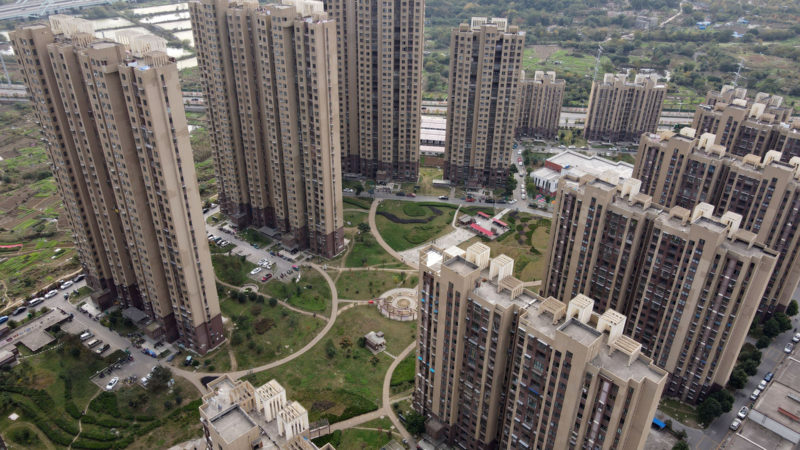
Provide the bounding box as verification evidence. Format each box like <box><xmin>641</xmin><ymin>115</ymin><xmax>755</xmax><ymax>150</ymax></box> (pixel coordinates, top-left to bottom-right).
<box><xmin>86</xmin><ymin>338</ymin><xmax>100</xmax><ymax>348</ymax></box>
<box><xmin>79</xmin><ymin>331</ymin><xmax>93</xmax><ymax>341</ymax></box>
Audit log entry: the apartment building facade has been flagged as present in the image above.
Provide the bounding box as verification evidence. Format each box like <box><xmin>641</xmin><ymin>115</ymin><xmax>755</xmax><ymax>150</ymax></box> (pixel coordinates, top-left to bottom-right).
<box><xmin>325</xmin><ymin>0</ymin><xmax>424</xmax><ymax>181</ymax></box>
<box><xmin>190</xmin><ymin>0</ymin><xmax>345</xmax><ymax>257</ymax></box>
<box><xmin>12</xmin><ymin>17</ymin><xmax>224</xmax><ymax>354</ymax></box>
<box><xmin>543</xmin><ymin>175</ymin><xmax>776</xmax><ymax>402</ymax></box>
<box><xmin>443</xmin><ymin>17</ymin><xmax>524</xmax><ymax>187</ymax></box>
<box><xmin>583</xmin><ymin>73</ymin><xmax>666</xmax><ymax>143</ymax></box>
<box><xmin>414</xmin><ymin>243</ymin><xmax>667</xmax><ymax>449</ymax></box>
<box><xmin>634</xmin><ymin>129</ymin><xmax>800</xmax><ymax>313</ymax></box>
<box><xmin>516</xmin><ymin>70</ymin><xmax>564</xmax><ymax>139</ymax></box>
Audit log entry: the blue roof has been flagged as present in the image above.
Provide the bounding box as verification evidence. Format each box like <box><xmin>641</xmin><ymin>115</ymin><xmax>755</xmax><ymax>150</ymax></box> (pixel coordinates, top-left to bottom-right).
<box><xmin>652</xmin><ymin>417</ymin><xmax>666</xmax><ymax>429</ymax></box>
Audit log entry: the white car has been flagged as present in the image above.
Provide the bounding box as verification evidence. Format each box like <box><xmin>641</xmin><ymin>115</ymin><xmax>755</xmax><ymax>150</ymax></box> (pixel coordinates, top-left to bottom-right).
<box><xmin>757</xmin><ymin>380</ymin><xmax>767</xmax><ymax>391</ymax></box>
<box><xmin>27</xmin><ymin>297</ymin><xmax>44</xmax><ymax>307</ymax></box>
<box><xmin>785</xmin><ymin>343</ymin><xmax>795</xmax><ymax>354</ymax></box>
<box><xmin>750</xmin><ymin>389</ymin><xmax>761</xmax><ymax>401</ymax></box>
<box><xmin>60</xmin><ymin>280</ymin><xmax>73</xmax><ymax>290</ymax></box>
<box><xmin>793</xmin><ymin>333</ymin><xmax>800</xmax><ymax>343</ymax></box>
<box><xmin>105</xmin><ymin>377</ymin><xmax>119</xmax><ymax>391</ymax></box>
<box><xmin>737</xmin><ymin>406</ymin><xmax>749</xmax><ymax>419</ymax></box>
<box><xmin>250</xmin><ymin>267</ymin><xmax>263</xmax><ymax>275</ymax></box>
<box><xmin>44</xmin><ymin>290</ymin><xmax>59</xmax><ymax>299</ymax></box>
<box><xmin>730</xmin><ymin>418</ymin><xmax>742</xmax><ymax>431</ymax></box>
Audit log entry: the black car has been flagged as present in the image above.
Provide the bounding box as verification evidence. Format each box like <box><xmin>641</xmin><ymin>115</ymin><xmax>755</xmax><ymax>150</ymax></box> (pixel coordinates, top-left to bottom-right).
<box><xmin>73</xmin><ymin>274</ymin><xmax>86</xmax><ymax>282</ymax></box>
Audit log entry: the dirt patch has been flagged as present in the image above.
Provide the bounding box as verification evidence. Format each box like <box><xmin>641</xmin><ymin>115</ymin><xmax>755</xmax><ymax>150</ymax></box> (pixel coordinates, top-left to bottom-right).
<box><xmin>530</xmin><ymin>44</ymin><xmax>560</xmax><ymax>60</ymax></box>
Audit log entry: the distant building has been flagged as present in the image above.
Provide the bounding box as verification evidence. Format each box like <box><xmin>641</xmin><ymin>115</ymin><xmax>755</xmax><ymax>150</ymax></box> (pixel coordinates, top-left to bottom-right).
<box><xmin>420</xmin><ymin>115</ymin><xmax>446</xmax><ymax>157</ymax></box>
<box><xmin>530</xmin><ymin>150</ymin><xmax>633</xmax><ymax>194</ymax></box>
<box><xmin>444</xmin><ymin>17</ymin><xmax>524</xmax><ymax>187</ymax></box>
<box><xmin>584</xmin><ymin>73</ymin><xmax>666</xmax><ymax>144</ymax></box>
<box><xmin>415</xmin><ymin>243</ymin><xmax>667</xmax><ymax>449</ymax></box>
<box><xmin>516</xmin><ymin>70</ymin><xmax>564</xmax><ymax>140</ymax></box>
<box><xmin>635</xmin><ymin>128</ymin><xmax>800</xmax><ymax>313</ymax></box>
<box><xmin>544</xmin><ymin>174</ymin><xmax>777</xmax><ymax>402</ymax></box>
<box><xmin>692</xmin><ymin>85</ymin><xmax>799</xmax><ymax>162</ymax></box>
<box><xmin>200</xmin><ymin>376</ymin><xmax>332</xmax><ymax>450</ymax></box>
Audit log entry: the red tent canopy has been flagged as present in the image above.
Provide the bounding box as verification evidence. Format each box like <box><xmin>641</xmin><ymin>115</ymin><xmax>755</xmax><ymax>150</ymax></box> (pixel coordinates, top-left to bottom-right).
<box><xmin>471</xmin><ymin>223</ymin><xmax>493</xmax><ymax>237</ymax></box>
<box><xmin>492</xmin><ymin>218</ymin><xmax>508</xmax><ymax>228</ymax></box>
<box><xmin>476</xmin><ymin>211</ymin><xmax>491</xmax><ymax>219</ymax></box>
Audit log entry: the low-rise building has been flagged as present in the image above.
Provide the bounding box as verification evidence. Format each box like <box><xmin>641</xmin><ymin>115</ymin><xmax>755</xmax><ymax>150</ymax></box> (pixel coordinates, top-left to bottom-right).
<box><xmin>530</xmin><ymin>150</ymin><xmax>633</xmax><ymax>194</ymax></box>
<box><xmin>200</xmin><ymin>376</ymin><xmax>330</xmax><ymax>450</ymax></box>
<box><xmin>364</xmin><ymin>331</ymin><xmax>386</xmax><ymax>354</ymax></box>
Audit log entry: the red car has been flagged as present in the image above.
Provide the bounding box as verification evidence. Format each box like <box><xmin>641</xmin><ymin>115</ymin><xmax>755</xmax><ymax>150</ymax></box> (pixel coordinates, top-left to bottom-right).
<box><xmin>465</xmin><ymin>197</ymin><xmax>475</xmax><ymax>203</ymax></box>
<box><xmin>261</xmin><ymin>274</ymin><xmax>273</xmax><ymax>282</ymax></box>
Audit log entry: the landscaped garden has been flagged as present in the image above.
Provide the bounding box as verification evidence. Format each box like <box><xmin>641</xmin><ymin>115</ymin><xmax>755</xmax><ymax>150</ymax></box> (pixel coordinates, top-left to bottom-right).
<box><xmin>218</xmin><ymin>290</ymin><xmax>325</xmax><ymax>370</ymax></box>
<box><xmin>374</xmin><ymin>201</ymin><xmax>457</xmax><ymax>251</ymax></box>
<box><xmin>243</xmin><ymin>306</ymin><xmax>416</xmax><ymax>424</ymax></box>
<box><xmin>389</xmin><ymin>351</ymin><xmax>416</xmax><ymax>396</ymax></box>
<box><xmin>0</xmin><ymin>335</ymin><xmax>202</xmax><ymax>449</ymax></box>
<box><xmin>459</xmin><ymin>213</ymin><xmax>551</xmax><ymax>281</ymax></box>
<box><xmin>261</xmin><ymin>269</ymin><xmax>332</xmax><ymax>315</ymax></box>
<box><xmin>335</xmin><ymin>271</ymin><xmax>418</xmax><ymax>300</ymax></box>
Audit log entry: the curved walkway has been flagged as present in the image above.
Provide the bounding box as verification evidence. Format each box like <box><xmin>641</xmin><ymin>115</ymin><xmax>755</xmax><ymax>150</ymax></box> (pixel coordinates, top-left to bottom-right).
<box><xmin>215</xmin><ymin>277</ymin><xmax>326</xmax><ymax>319</ymax></box>
<box><xmin>171</xmin><ymin>262</ymin><xmax>339</xmax><ymax>387</ymax></box>
<box><xmin>368</xmin><ymin>199</ymin><xmax>415</xmax><ymax>269</ymax></box>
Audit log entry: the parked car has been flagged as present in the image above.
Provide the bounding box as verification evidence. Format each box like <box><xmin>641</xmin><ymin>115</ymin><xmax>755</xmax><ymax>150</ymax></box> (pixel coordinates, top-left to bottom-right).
<box><xmin>73</xmin><ymin>274</ymin><xmax>86</xmax><ymax>282</ymax></box>
<box><xmin>758</xmin><ymin>380</ymin><xmax>767</xmax><ymax>391</ymax></box>
<box><xmin>793</xmin><ymin>332</ymin><xmax>800</xmax><ymax>343</ymax></box>
<box><xmin>80</xmin><ymin>331</ymin><xmax>94</xmax><ymax>341</ymax></box>
<box><xmin>44</xmin><ymin>290</ymin><xmax>59</xmax><ymax>299</ymax></box>
<box><xmin>395</xmin><ymin>192</ymin><xmax>405</xmax><ymax>197</ymax></box>
<box><xmin>764</xmin><ymin>372</ymin><xmax>774</xmax><ymax>383</ymax></box>
<box><xmin>12</xmin><ymin>306</ymin><xmax>27</xmax><ymax>316</ymax></box>
<box><xmin>105</xmin><ymin>377</ymin><xmax>119</xmax><ymax>391</ymax></box>
<box><xmin>438</xmin><ymin>196</ymin><xmax>449</xmax><ymax>200</ymax></box>
<box><xmin>86</xmin><ymin>338</ymin><xmax>101</xmax><ymax>348</ymax></box>
<box><xmin>261</xmin><ymin>274</ymin><xmax>273</xmax><ymax>282</ymax></box>
<box><xmin>465</xmin><ymin>197</ymin><xmax>475</xmax><ymax>203</ymax></box>
<box><xmin>250</xmin><ymin>267</ymin><xmax>263</xmax><ymax>275</ymax></box>
<box><xmin>750</xmin><ymin>389</ymin><xmax>761</xmax><ymax>401</ymax></box>
<box><xmin>0</xmin><ymin>316</ymin><xmax>8</xmax><ymax>325</ymax></box>
<box><xmin>737</xmin><ymin>406</ymin><xmax>749</xmax><ymax>419</ymax></box>
<box><xmin>27</xmin><ymin>297</ymin><xmax>44</xmax><ymax>307</ymax></box>
<box><xmin>730</xmin><ymin>418</ymin><xmax>742</xmax><ymax>431</ymax></box>
<box><xmin>60</xmin><ymin>280</ymin><xmax>74</xmax><ymax>290</ymax></box>
<box><xmin>785</xmin><ymin>343</ymin><xmax>795</xmax><ymax>354</ymax></box>
<box><xmin>95</xmin><ymin>344</ymin><xmax>110</xmax><ymax>354</ymax></box>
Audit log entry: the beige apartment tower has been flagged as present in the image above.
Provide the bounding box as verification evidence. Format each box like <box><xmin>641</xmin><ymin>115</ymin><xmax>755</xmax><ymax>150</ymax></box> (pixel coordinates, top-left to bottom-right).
<box><xmin>516</xmin><ymin>70</ymin><xmax>565</xmax><ymax>140</ymax></box>
<box><xmin>584</xmin><ymin>73</ymin><xmax>666</xmax><ymax>143</ymax></box>
<box><xmin>190</xmin><ymin>0</ymin><xmax>344</xmax><ymax>257</ymax></box>
<box><xmin>544</xmin><ymin>174</ymin><xmax>777</xmax><ymax>402</ymax></box>
<box><xmin>635</xmin><ymin>128</ymin><xmax>800</xmax><ymax>313</ymax></box>
<box><xmin>444</xmin><ymin>17</ymin><xmax>524</xmax><ymax>187</ymax></box>
<box><xmin>692</xmin><ymin>85</ymin><xmax>800</xmax><ymax>162</ymax></box>
<box><xmin>415</xmin><ymin>244</ymin><xmax>667</xmax><ymax>449</ymax></box>
<box><xmin>325</xmin><ymin>0</ymin><xmax>424</xmax><ymax>181</ymax></box>
<box><xmin>12</xmin><ymin>17</ymin><xmax>224</xmax><ymax>353</ymax></box>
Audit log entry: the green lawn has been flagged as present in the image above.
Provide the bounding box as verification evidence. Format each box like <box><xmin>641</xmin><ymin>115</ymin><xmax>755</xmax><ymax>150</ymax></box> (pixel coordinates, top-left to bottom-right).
<box><xmin>390</xmin><ymin>351</ymin><xmax>416</xmax><ymax>395</ymax></box>
<box><xmin>243</xmin><ymin>307</ymin><xmax>415</xmax><ymax>424</ymax></box>
<box><xmin>375</xmin><ymin>201</ymin><xmax>456</xmax><ymax>251</ymax></box>
<box><xmin>211</xmin><ymin>254</ymin><xmax>256</xmax><ymax>286</ymax></box>
<box><xmin>344</xmin><ymin>211</ymin><xmax>367</xmax><ymax>227</ymax></box>
<box><xmin>261</xmin><ymin>269</ymin><xmax>332</xmax><ymax>315</ymax></box>
<box><xmin>220</xmin><ymin>294</ymin><xmax>324</xmax><ymax>369</ymax></box>
<box><xmin>345</xmin><ymin>232</ymin><xmax>397</xmax><ymax>268</ymax></box>
<box><xmin>335</xmin><ymin>271</ymin><xmax>418</xmax><ymax>300</ymax></box>
<box><xmin>343</xmin><ymin>197</ymin><xmax>372</xmax><ymax>210</ymax></box>
<box><xmin>523</xmin><ymin>47</ymin><xmax>611</xmax><ymax>78</ymax></box>
<box><xmin>414</xmin><ymin>168</ymin><xmax>450</xmax><ymax>196</ymax></box>
<box><xmin>313</xmin><ymin>428</ymin><xmax>395</xmax><ymax>450</ymax></box>
<box><xmin>659</xmin><ymin>398</ymin><xmax>701</xmax><ymax>429</ymax></box>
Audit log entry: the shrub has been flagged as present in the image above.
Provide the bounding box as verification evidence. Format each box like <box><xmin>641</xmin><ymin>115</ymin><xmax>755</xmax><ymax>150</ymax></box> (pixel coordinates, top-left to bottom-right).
<box><xmin>755</xmin><ymin>335</ymin><xmax>771</xmax><ymax>349</ymax></box>
<box><xmin>253</xmin><ymin>318</ymin><xmax>275</xmax><ymax>334</ymax></box>
<box><xmin>787</xmin><ymin>300</ymin><xmax>798</xmax><ymax>317</ymax></box>
<box><xmin>269</xmin><ymin>297</ymin><xmax>278</xmax><ymax>307</ymax></box>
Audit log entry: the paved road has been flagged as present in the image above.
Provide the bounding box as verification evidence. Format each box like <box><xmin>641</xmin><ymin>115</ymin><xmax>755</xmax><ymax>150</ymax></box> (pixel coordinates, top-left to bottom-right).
<box><xmin>356</xmin><ymin>191</ymin><xmax>552</xmax><ymax>219</ymax></box>
<box><xmin>368</xmin><ymin>199</ymin><xmax>414</xmax><ymax>268</ymax></box>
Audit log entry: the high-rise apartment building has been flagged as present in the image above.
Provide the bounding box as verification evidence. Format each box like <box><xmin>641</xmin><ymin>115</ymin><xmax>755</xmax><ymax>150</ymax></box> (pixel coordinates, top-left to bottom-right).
<box><xmin>516</xmin><ymin>70</ymin><xmax>564</xmax><ymax>139</ymax></box>
<box><xmin>544</xmin><ymin>174</ymin><xmax>777</xmax><ymax>402</ymax></box>
<box><xmin>443</xmin><ymin>17</ymin><xmax>524</xmax><ymax>187</ymax></box>
<box><xmin>12</xmin><ymin>17</ymin><xmax>224</xmax><ymax>353</ymax></box>
<box><xmin>190</xmin><ymin>0</ymin><xmax>345</xmax><ymax>257</ymax></box>
<box><xmin>635</xmin><ymin>128</ymin><xmax>800</xmax><ymax>313</ymax></box>
<box><xmin>415</xmin><ymin>243</ymin><xmax>667</xmax><ymax>449</ymax></box>
<box><xmin>325</xmin><ymin>0</ymin><xmax>424</xmax><ymax>181</ymax></box>
<box><xmin>692</xmin><ymin>85</ymin><xmax>800</xmax><ymax>162</ymax></box>
<box><xmin>584</xmin><ymin>73</ymin><xmax>666</xmax><ymax>143</ymax></box>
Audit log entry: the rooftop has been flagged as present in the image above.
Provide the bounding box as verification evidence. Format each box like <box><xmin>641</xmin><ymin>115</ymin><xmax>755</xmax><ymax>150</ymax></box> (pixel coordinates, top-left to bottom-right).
<box><xmin>443</xmin><ymin>255</ymin><xmax>479</xmax><ymax>277</ymax></box>
<box><xmin>210</xmin><ymin>406</ymin><xmax>257</xmax><ymax>445</ymax></box>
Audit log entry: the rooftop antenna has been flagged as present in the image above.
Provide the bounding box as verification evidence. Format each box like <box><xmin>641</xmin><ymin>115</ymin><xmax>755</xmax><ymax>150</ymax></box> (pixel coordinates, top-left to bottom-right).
<box><xmin>732</xmin><ymin>59</ymin><xmax>747</xmax><ymax>88</ymax></box>
<box><xmin>592</xmin><ymin>44</ymin><xmax>604</xmax><ymax>82</ymax></box>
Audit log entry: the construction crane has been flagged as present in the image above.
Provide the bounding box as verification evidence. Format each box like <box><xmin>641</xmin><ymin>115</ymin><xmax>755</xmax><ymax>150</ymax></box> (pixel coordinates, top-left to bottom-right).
<box><xmin>732</xmin><ymin>59</ymin><xmax>747</xmax><ymax>88</ymax></box>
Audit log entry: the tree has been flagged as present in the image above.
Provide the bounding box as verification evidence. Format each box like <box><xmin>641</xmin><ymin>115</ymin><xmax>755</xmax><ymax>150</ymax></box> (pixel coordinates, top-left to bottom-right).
<box><xmin>357</xmin><ymin>223</ymin><xmax>370</xmax><ymax>233</ymax></box>
<box><xmin>325</xmin><ymin>339</ymin><xmax>337</xmax><ymax>359</ymax></box>
<box><xmin>740</xmin><ymin>359</ymin><xmax>759</xmax><ymax>376</ymax></box>
<box><xmin>787</xmin><ymin>300</ymin><xmax>799</xmax><ymax>317</ymax></box>
<box><xmin>672</xmin><ymin>441</ymin><xmax>690</xmax><ymax>450</ymax></box>
<box><xmin>269</xmin><ymin>297</ymin><xmax>278</xmax><ymax>307</ymax></box>
<box><xmin>405</xmin><ymin>410</ymin><xmax>426</xmax><ymax>435</ymax></box>
<box><xmin>774</xmin><ymin>312</ymin><xmax>792</xmax><ymax>332</ymax></box>
<box><xmin>148</xmin><ymin>366</ymin><xmax>172</xmax><ymax>392</ymax></box>
<box><xmin>708</xmin><ymin>390</ymin><xmax>734</xmax><ymax>412</ymax></box>
<box><xmin>755</xmin><ymin>335</ymin><xmax>771</xmax><ymax>349</ymax></box>
<box><xmin>763</xmin><ymin>318</ymin><xmax>781</xmax><ymax>338</ymax></box>
<box><xmin>696</xmin><ymin>397</ymin><xmax>722</xmax><ymax>425</ymax></box>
